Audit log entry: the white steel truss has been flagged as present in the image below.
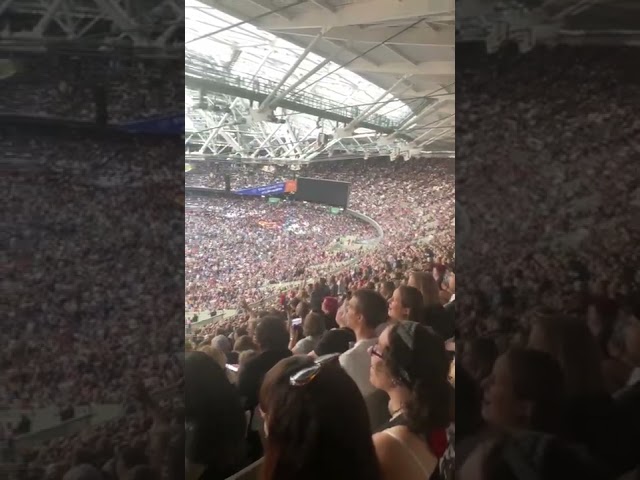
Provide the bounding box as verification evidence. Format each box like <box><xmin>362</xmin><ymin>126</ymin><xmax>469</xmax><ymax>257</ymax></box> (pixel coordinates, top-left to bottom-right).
<box><xmin>186</xmin><ymin>0</ymin><xmax>454</xmax><ymax>160</ymax></box>
<box><xmin>185</xmin><ymin>89</ymin><xmax>451</xmax><ymax>161</ymax></box>
<box><xmin>0</xmin><ymin>0</ymin><xmax>184</xmax><ymax>55</ymax></box>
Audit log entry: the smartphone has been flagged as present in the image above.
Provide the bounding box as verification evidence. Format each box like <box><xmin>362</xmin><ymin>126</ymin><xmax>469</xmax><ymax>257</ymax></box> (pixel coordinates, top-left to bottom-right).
<box><xmin>226</xmin><ymin>364</ymin><xmax>239</xmax><ymax>373</ymax></box>
<box><xmin>291</xmin><ymin>318</ymin><xmax>302</xmax><ymax>326</ymax></box>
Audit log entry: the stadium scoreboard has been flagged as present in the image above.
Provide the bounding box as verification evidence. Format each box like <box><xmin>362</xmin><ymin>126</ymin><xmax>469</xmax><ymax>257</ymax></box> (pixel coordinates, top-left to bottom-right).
<box><xmin>295</xmin><ymin>177</ymin><xmax>350</xmax><ymax>209</ymax></box>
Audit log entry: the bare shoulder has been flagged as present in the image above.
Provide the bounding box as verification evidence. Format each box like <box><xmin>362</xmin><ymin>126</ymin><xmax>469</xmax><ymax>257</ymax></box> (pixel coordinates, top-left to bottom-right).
<box><xmin>376</xmin><ymin>426</ymin><xmax>438</xmax><ymax>464</ymax></box>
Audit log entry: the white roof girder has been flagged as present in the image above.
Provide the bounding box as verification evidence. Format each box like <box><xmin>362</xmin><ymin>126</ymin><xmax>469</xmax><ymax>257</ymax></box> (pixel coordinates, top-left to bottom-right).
<box><xmin>248</xmin><ymin>0</ymin><xmax>454</xmax><ymax>31</ymax></box>
<box><xmin>348</xmin><ymin>60</ymin><xmax>454</xmax><ymax>76</ymax></box>
<box><xmin>275</xmin><ymin>25</ymin><xmax>452</xmax><ymax>47</ymax></box>
<box><xmin>188</xmin><ymin>0</ymin><xmax>454</xmax><ymax>153</ymax></box>
<box><xmin>0</xmin><ymin>0</ymin><xmax>184</xmax><ymax>50</ymax></box>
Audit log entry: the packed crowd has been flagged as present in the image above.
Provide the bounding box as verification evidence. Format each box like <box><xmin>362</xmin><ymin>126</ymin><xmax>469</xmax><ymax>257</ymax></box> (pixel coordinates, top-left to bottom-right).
<box><xmin>185</xmin><ymin>158</ymin><xmax>455</xmax><ymax>314</ymax></box>
<box><xmin>2</xmin><ymin>128</ymin><xmax>185</xmax><ymax>478</ymax></box>
<box><xmin>187</xmin><ymin>256</ymin><xmax>457</xmax><ymax>480</ymax></box>
<box><xmin>185</xmin><ymin>163</ymin><xmax>287</xmax><ymax>191</ymax></box>
<box><xmin>0</xmin><ymin>55</ymin><xmax>182</xmax><ymax>123</ymax></box>
<box><xmin>183</xmin><ymin>150</ymin><xmax>456</xmax><ymax>477</ymax></box>
<box><xmin>186</xmin><ymin>196</ymin><xmax>378</xmax><ymax>313</ymax></box>
<box><xmin>451</xmin><ymin>43</ymin><xmax>640</xmax><ymax>479</ymax></box>
<box><xmin>3</xmin><ymin>130</ymin><xmax>184</xmax><ymax>409</ymax></box>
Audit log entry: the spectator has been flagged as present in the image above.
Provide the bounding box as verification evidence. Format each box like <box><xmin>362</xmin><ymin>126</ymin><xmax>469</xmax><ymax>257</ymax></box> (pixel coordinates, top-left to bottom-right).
<box><xmin>233</xmin><ymin>335</ymin><xmax>257</xmax><ymax>353</ymax></box>
<box><xmin>291</xmin><ymin>312</ymin><xmax>327</xmax><ymax>355</ymax></box>
<box><xmin>238</xmin><ymin>350</ymin><xmax>258</xmax><ymax>370</ymax></box>
<box><xmin>388</xmin><ymin>286</ymin><xmax>424</xmax><ymax>324</ymax></box>
<box><xmin>197</xmin><ymin>345</ymin><xmax>226</xmax><ymax>369</ymax></box>
<box><xmin>321</xmin><ymin>296</ymin><xmax>340</xmax><ymax>330</ymax></box>
<box><xmin>369</xmin><ymin>321</ymin><xmax>452</xmax><ymax>480</ymax></box>
<box><xmin>408</xmin><ymin>271</ymin><xmax>453</xmax><ymax>339</ymax></box>
<box><xmin>185</xmin><ymin>352</ymin><xmax>248</xmax><ymax>480</ymax></box>
<box><xmin>378</xmin><ymin>281</ymin><xmax>396</xmax><ymax>301</ymax></box>
<box><xmin>341</xmin><ymin>289</ymin><xmax>390</xmax><ymax>429</ymax></box>
<box><xmin>481</xmin><ymin>348</ymin><xmax>565</xmax><ymax>434</ymax></box>
<box><xmin>259</xmin><ymin>355</ymin><xmax>383</xmax><ymax>480</ymax></box>
<box><xmin>311</xmin><ymin>328</ymin><xmax>356</xmax><ymax>357</ymax></box>
<box><xmin>237</xmin><ymin>315</ymin><xmax>292</xmax><ymax>411</ymax></box>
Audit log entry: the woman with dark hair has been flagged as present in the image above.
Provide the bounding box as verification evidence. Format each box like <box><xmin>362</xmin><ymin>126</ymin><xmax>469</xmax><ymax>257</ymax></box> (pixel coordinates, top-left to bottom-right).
<box><xmin>481</xmin><ymin>348</ymin><xmax>565</xmax><ymax>434</ymax></box>
<box><xmin>258</xmin><ymin>355</ymin><xmax>382</xmax><ymax>480</ymax></box>
<box><xmin>527</xmin><ymin>315</ymin><xmax>628</xmax><ymax>468</ymax></box>
<box><xmin>407</xmin><ymin>271</ymin><xmax>453</xmax><ymax>339</ymax></box>
<box><xmin>369</xmin><ymin>321</ymin><xmax>452</xmax><ymax>480</ymax></box>
<box><xmin>185</xmin><ymin>352</ymin><xmax>248</xmax><ymax>480</ymax></box>
<box><xmin>388</xmin><ymin>286</ymin><xmax>424</xmax><ymax>324</ymax></box>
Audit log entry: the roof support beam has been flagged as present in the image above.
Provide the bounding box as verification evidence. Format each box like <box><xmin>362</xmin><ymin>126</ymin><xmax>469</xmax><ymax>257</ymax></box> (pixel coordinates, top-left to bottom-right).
<box><xmin>260</xmin><ymin>32</ymin><xmax>323</xmax><ymax>111</ymax></box>
<box><xmin>346</xmin><ymin>75</ymin><xmax>408</xmax><ymax>130</ymax></box>
<box><xmin>410</xmin><ymin>115</ymin><xmax>453</xmax><ymax>144</ymax></box>
<box><xmin>271</xmin><ymin>57</ymin><xmax>331</xmax><ymax>104</ymax></box>
<box><xmin>33</xmin><ymin>0</ymin><xmax>65</xmax><ymax>36</ymax></box>
<box><xmin>311</xmin><ymin>0</ymin><xmax>334</xmax><ymax>13</ymax></box>
<box><xmin>385</xmin><ymin>45</ymin><xmax>418</xmax><ymax>66</ymax></box>
<box><xmin>283</xmin><ymin>126</ymin><xmax>318</xmax><ymax>157</ymax></box>
<box><xmin>275</xmin><ymin>25</ymin><xmax>452</xmax><ymax>47</ymax></box>
<box><xmin>418</xmin><ymin>127</ymin><xmax>452</xmax><ymax>148</ymax></box>
<box><xmin>252</xmin><ymin>122</ymin><xmax>284</xmax><ymax>157</ymax></box>
<box><xmin>348</xmin><ymin>60</ymin><xmax>454</xmax><ymax>76</ymax></box>
<box><xmin>392</xmin><ymin>100</ymin><xmax>443</xmax><ymax>136</ymax></box>
<box><xmin>252</xmin><ymin>0</ymin><xmax>454</xmax><ymax>30</ymax></box>
<box><xmin>246</xmin><ymin>0</ymin><xmax>293</xmax><ymax>20</ymax></box>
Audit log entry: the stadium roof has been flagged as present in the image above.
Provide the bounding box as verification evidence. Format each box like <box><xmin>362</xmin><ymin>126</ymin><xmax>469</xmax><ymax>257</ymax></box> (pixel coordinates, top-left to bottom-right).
<box><xmin>0</xmin><ymin>0</ymin><xmax>183</xmax><ymax>56</ymax></box>
<box><xmin>186</xmin><ymin>0</ymin><xmax>455</xmax><ymax>161</ymax></box>
<box><xmin>457</xmin><ymin>0</ymin><xmax>640</xmax><ymax>45</ymax></box>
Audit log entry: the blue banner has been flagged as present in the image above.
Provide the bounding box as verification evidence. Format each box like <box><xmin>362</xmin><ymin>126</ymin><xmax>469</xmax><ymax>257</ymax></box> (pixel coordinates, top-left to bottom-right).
<box><xmin>234</xmin><ymin>183</ymin><xmax>286</xmax><ymax>196</ymax></box>
<box><xmin>118</xmin><ymin>113</ymin><xmax>184</xmax><ymax>135</ymax></box>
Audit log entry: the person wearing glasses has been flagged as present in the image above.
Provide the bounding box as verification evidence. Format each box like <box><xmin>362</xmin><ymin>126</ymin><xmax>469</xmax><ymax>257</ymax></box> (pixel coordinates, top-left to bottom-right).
<box><xmin>369</xmin><ymin>321</ymin><xmax>452</xmax><ymax>480</ymax></box>
<box><xmin>258</xmin><ymin>354</ymin><xmax>383</xmax><ymax>480</ymax></box>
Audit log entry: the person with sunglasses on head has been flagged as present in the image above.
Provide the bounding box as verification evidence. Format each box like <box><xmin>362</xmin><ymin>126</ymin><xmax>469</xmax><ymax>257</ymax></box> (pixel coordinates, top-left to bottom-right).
<box><xmin>258</xmin><ymin>354</ymin><xmax>383</xmax><ymax>480</ymax></box>
<box><xmin>369</xmin><ymin>321</ymin><xmax>452</xmax><ymax>480</ymax></box>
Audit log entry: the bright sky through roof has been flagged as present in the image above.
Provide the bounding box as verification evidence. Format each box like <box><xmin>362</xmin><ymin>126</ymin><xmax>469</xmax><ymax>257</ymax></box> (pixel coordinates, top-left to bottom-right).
<box><xmin>185</xmin><ymin>0</ymin><xmax>413</xmax><ymax>123</ymax></box>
